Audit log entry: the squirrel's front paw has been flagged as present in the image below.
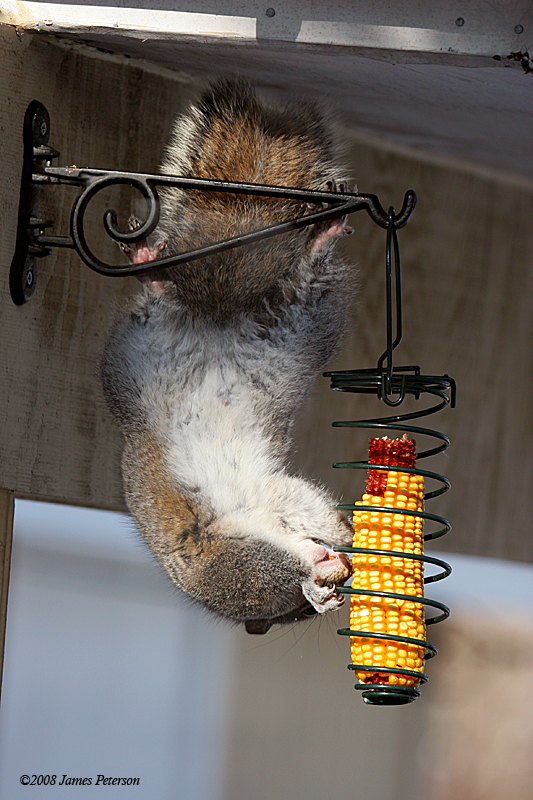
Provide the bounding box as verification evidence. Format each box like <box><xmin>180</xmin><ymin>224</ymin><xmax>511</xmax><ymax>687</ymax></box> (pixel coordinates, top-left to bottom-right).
<box><xmin>302</xmin><ymin>581</ymin><xmax>345</xmax><ymax>614</ymax></box>
<box><xmin>297</xmin><ymin>540</ymin><xmax>351</xmax><ymax>614</ymax></box>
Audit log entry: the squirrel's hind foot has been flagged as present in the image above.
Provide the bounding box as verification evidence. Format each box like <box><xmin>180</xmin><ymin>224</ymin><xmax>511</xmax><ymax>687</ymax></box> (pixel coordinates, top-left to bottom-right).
<box><xmin>119</xmin><ymin>215</ymin><xmax>168</xmax><ymax>287</ymax></box>
<box><xmin>307</xmin><ymin>181</ymin><xmax>354</xmax><ymax>256</ymax></box>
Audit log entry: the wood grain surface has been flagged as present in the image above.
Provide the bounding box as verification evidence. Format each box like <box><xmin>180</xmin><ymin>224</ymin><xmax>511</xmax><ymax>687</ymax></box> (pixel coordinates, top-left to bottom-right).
<box><xmin>0</xmin><ymin>26</ymin><xmax>198</xmax><ymax>511</ymax></box>
<box><xmin>0</xmin><ymin>489</ymin><xmax>14</xmax><ymax>694</ymax></box>
<box><xmin>1</xmin><ymin>26</ymin><xmax>531</xmax><ymax>563</ymax></box>
<box><xmin>293</xmin><ymin>139</ymin><xmax>533</xmax><ymax>563</ymax></box>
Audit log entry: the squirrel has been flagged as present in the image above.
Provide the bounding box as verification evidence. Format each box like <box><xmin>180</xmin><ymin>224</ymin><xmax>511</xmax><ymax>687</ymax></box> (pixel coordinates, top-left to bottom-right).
<box><xmin>100</xmin><ymin>78</ymin><xmax>355</xmax><ymax>635</ymax></box>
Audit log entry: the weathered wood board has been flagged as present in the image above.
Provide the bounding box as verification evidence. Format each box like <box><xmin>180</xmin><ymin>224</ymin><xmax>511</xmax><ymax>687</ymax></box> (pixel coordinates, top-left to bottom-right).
<box><xmin>0</xmin><ymin>25</ymin><xmax>199</xmax><ymax>510</ymax></box>
<box><xmin>0</xmin><ymin>25</ymin><xmax>532</xmax><ymax>564</ymax></box>
<box><xmin>3</xmin><ymin>1</ymin><xmax>533</xmax><ymax>180</ymax></box>
<box><xmin>293</xmin><ymin>143</ymin><xmax>533</xmax><ymax>563</ymax></box>
<box><xmin>0</xmin><ymin>490</ymin><xmax>14</xmax><ymax>692</ymax></box>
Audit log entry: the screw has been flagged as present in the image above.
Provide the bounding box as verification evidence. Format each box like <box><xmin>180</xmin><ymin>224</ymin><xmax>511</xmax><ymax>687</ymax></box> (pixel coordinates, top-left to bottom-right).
<box><xmin>266</xmin><ymin>8</ymin><xmax>275</xmax><ymax>17</ymax></box>
<box><xmin>25</xmin><ymin>269</ymin><xmax>34</xmax><ymax>288</ymax></box>
<box><xmin>514</xmin><ymin>24</ymin><xmax>524</xmax><ymax>35</ymax></box>
<box><xmin>40</xmin><ymin>120</ymin><xmax>48</xmax><ymax>137</ymax></box>
<box><xmin>455</xmin><ymin>17</ymin><xmax>465</xmax><ymax>27</ymax></box>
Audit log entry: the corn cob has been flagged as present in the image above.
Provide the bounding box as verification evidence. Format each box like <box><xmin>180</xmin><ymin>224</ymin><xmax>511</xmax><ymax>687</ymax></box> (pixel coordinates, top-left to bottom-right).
<box><xmin>350</xmin><ymin>435</ymin><xmax>425</xmax><ymax>687</ymax></box>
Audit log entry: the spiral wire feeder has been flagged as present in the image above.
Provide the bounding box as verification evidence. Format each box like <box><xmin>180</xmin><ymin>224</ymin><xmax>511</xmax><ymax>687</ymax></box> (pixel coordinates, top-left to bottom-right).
<box><xmin>326</xmin><ymin>208</ymin><xmax>455</xmax><ymax>705</ymax></box>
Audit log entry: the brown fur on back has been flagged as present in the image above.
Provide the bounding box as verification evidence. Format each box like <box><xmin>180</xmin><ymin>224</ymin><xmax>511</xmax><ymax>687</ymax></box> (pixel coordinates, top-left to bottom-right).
<box><xmin>157</xmin><ymin>78</ymin><xmax>348</xmax><ymax>320</ymax></box>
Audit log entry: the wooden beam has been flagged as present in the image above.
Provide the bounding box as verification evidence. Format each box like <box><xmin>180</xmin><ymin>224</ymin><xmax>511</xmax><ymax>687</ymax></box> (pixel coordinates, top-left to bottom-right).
<box><xmin>293</xmin><ymin>135</ymin><xmax>533</xmax><ymax>564</ymax></box>
<box><xmin>0</xmin><ymin>489</ymin><xmax>14</xmax><ymax>697</ymax></box>
<box><xmin>0</xmin><ymin>24</ymin><xmax>531</xmax><ymax>565</ymax></box>
<box><xmin>3</xmin><ymin>1</ymin><xmax>531</xmax><ymax>60</ymax></box>
<box><xmin>0</xmin><ymin>24</ymin><xmax>198</xmax><ymax>511</ymax></box>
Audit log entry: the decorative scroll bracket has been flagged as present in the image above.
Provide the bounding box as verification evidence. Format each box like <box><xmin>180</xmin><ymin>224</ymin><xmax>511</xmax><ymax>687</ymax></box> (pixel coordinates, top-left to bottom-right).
<box><xmin>9</xmin><ymin>101</ymin><xmax>417</xmax><ymax>305</ymax></box>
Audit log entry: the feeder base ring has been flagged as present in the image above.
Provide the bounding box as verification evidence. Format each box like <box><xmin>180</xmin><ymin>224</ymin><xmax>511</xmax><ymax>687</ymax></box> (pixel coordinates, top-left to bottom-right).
<box><xmin>357</xmin><ymin>685</ymin><xmax>421</xmax><ymax>705</ymax></box>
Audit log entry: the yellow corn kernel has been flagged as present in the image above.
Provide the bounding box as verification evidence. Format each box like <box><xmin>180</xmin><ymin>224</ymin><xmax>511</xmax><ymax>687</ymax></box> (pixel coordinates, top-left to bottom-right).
<box><xmin>350</xmin><ymin>436</ymin><xmax>425</xmax><ymax>688</ymax></box>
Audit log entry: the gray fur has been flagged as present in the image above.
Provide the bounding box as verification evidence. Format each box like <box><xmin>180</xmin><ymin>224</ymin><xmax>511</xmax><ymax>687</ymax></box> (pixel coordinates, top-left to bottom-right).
<box><xmin>101</xmin><ymin>79</ymin><xmax>355</xmax><ymax>634</ymax></box>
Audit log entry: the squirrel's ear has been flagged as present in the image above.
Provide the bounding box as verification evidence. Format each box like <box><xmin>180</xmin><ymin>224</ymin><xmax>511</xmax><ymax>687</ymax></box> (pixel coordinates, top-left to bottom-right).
<box><xmin>245</xmin><ymin>619</ymin><xmax>273</xmax><ymax>635</ymax></box>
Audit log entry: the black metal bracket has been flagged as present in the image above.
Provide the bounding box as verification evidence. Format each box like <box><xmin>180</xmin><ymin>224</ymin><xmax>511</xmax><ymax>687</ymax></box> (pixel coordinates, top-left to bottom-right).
<box><xmin>9</xmin><ymin>101</ymin><xmax>417</xmax><ymax>305</ymax></box>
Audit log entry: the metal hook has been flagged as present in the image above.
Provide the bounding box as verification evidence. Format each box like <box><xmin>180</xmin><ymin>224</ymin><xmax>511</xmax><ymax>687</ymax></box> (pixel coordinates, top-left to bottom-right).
<box><xmin>377</xmin><ymin>207</ymin><xmax>403</xmax><ymax>401</ymax></box>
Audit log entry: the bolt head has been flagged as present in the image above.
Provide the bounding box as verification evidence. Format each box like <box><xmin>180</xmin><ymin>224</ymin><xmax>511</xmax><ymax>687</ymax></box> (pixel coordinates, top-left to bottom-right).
<box><xmin>31</xmin><ymin>104</ymin><xmax>51</xmax><ymax>145</ymax></box>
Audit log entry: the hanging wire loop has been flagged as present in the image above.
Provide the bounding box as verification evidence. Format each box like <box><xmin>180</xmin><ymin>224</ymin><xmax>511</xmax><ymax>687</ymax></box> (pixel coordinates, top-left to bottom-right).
<box><xmin>9</xmin><ymin>101</ymin><xmax>417</xmax><ymax>303</ymax></box>
<box><xmin>378</xmin><ymin>207</ymin><xmax>403</xmax><ymax>400</ymax></box>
